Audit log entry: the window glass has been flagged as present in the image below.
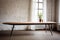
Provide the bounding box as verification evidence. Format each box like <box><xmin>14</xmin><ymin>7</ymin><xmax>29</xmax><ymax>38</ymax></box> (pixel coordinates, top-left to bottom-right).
<box><xmin>31</xmin><ymin>0</ymin><xmax>46</xmax><ymax>22</ymax></box>
<box><xmin>35</xmin><ymin>0</ymin><xmax>38</xmax><ymax>2</ymax></box>
<box><xmin>39</xmin><ymin>0</ymin><xmax>43</xmax><ymax>2</ymax></box>
<box><xmin>39</xmin><ymin>3</ymin><xmax>43</xmax><ymax>9</ymax></box>
<box><xmin>35</xmin><ymin>3</ymin><xmax>38</xmax><ymax>9</ymax></box>
<box><xmin>38</xmin><ymin>10</ymin><xmax>43</xmax><ymax>14</ymax></box>
<box><xmin>33</xmin><ymin>0</ymin><xmax>38</xmax><ymax>2</ymax></box>
<box><xmin>33</xmin><ymin>0</ymin><xmax>43</xmax><ymax>2</ymax></box>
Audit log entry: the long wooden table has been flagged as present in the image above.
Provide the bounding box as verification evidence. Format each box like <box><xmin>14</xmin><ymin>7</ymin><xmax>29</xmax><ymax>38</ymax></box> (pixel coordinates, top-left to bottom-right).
<box><xmin>3</xmin><ymin>22</ymin><xmax>56</xmax><ymax>37</ymax></box>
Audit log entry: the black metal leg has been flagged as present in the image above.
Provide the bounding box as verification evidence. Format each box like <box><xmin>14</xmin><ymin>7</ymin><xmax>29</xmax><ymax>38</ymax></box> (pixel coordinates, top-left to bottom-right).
<box><xmin>49</xmin><ymin>24</ymin><xmax>53</xmax><ymax>35</ymax></box>
<box><xmin>10</xmin><ymin>25</ymin><xmax>15</xmax><ymax>37</ymax></box>
<box><xmin>45</xmin><ymin>25</ymin><xmax>47</xmax><ymax>32</ymax></box>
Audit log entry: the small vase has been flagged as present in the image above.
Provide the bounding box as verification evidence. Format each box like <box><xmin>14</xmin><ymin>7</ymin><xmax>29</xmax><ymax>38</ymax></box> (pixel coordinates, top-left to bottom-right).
<box><xmin>39</xmin><ymin>19</ymin><xmax>43</xmax><ymax>22</ymax></box>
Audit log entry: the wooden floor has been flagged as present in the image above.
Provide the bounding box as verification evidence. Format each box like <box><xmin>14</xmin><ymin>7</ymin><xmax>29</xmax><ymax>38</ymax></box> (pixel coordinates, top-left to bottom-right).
<box><xmin>0</xmin><ymin>30</ymin><xmax>60</xmax><ymax>40</ymax></box>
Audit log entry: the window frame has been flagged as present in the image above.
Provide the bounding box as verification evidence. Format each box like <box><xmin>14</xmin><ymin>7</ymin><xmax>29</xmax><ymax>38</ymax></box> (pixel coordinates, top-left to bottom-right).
<box><xmin>30</xmin><ymin>0</ymin><xmax>47</xmax><ymax>22</ymax></box>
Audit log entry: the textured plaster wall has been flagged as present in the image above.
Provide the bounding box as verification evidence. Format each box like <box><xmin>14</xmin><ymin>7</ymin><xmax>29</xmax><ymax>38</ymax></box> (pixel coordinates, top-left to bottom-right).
<box><xmin>47</xmin><ymin>0</ymin><xmax>55</xmax><ymax>21</ymax></box>
<box><xmin>58</xmin><ymin>0</ymin><xmax>60</xmax><ymax>30</ymax></box>
<box><xmin>56</xmin><ymin>0</ymin><xmax>60</xmax><ymax>31</ymax></box>
<box><xmin>0</xmin><ymin>0</ymin><xmax>29</xmax><ymax>30</ymax></box>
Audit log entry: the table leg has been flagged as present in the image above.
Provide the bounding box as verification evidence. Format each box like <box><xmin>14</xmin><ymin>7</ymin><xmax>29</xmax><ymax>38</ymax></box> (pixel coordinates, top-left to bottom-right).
<box><xmin>49</xmin><ymin>24</ymin><xmax>53</xmax><ymax>35</ymax></box>
<box><xmin>45</xmin><ymin>25</ymin><xmax>47</xmax><ymax>32</ymax></box>
<box><xmin>10</xmin><ymin>25</ymin><xmax>15</xmax><ymax>37</ymax></box>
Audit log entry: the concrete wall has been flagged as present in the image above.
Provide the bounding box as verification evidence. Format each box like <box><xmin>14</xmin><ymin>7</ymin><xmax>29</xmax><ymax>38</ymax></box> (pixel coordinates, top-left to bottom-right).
<box><xmin>58</xmin><ymin>0</ymin><xmax>60</xmax><ymax>31</ymax></box>
<box><xmin>47</xmin><ymin>0</ymin><xmax>55</xmax><ymax>21</ymax></box>
<box><xmin>0</xmin><ymin>0</ymin><xmax>29</xmax><ymax>30</ymax></box>
<box><xmin>56</xmin><ymin>0</ymin><xmax>60</xmax><ymax>31</ymax></box>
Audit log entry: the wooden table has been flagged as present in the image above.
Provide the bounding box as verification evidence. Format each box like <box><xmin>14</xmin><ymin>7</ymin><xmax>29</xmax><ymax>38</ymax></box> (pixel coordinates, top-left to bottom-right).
<box><xmin>3</xmin><ymin>22</ymin><xmax>56</xmax><ymax>37</ymax></box>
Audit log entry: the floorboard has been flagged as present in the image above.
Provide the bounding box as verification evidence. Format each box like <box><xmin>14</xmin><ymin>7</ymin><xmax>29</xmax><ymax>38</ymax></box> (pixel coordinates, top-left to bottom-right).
<box><xmin>0</xmin><ymin>30</ymin><xmax>60</xmax><ymax>40</ymax></box>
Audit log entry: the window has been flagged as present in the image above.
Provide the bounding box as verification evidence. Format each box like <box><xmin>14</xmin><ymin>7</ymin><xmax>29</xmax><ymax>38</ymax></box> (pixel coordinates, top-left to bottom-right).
<box><xmin>31</xmin><ymin>0</ymin><xmax>46</xmax><ymax>22</ymax></box>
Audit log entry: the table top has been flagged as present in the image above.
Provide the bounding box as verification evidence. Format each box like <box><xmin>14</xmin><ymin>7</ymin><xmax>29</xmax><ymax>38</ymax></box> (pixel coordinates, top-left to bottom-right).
<box><xmin>3</xmin><ymin>21</ymin><xmax>56</xmax><ymax>25</ymax></box>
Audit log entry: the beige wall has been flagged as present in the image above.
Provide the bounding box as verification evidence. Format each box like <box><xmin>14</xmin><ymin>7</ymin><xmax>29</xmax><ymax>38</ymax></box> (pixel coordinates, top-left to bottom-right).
<box><xmin>0</xmin><ymin>0</ymin><xmax>29</xmax><ymax>30</ymax></box>
<box><xmin>47</xmin><ymin>0</ymin><xmax>55</xmax><ymax>21</ymax></box>
<box><xmin>56</xmin><ymin>0</ymin><xmax>60</xmax><ymax>31</ymax></box>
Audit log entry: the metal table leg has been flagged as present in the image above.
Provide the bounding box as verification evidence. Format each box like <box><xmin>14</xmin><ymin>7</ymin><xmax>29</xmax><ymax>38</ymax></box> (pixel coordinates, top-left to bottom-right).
<box><xmin>45</xmin><ymin>25</ymin><xmax>47</xmax><ymax>32</ymax></box>
<box><xmin>49</xmin><ymin>24</ymin><xmax>53</xmax><ymax>35</ymax></box>
<box><xmin>10</xmin><ymin>25</ymin><xmax>15</xmax><ymax>38</ymax></box>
